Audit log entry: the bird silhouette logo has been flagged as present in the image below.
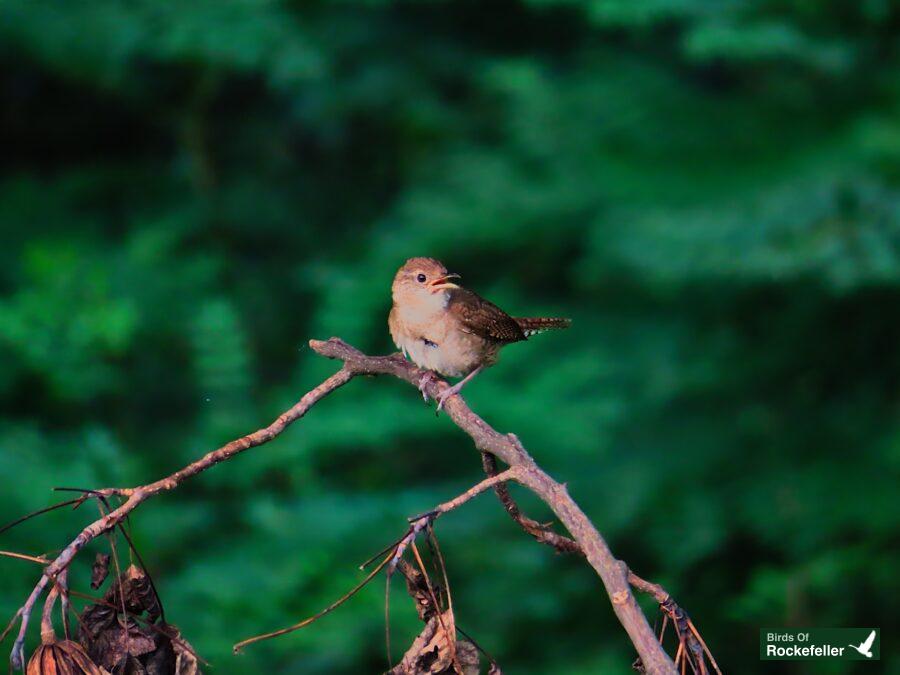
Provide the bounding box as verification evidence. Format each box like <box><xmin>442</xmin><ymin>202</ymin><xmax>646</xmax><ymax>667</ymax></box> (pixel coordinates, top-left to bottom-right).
<box><xmin>848</xmin><ymin>630</ymin><xmax>876</xmax><ymax>658</ymax></box>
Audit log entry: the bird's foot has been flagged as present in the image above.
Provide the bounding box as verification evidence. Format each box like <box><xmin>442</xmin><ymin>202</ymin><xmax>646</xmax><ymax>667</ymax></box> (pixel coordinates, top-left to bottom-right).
<box><xmin>435</xmin><ymin>381</ymin><xmax>465</xmax><ymax>413</ymax></box>
<box><xmin>418</xmin><ymin>371</ymin><xmax>439</xmax><ymax>403</ymax></box>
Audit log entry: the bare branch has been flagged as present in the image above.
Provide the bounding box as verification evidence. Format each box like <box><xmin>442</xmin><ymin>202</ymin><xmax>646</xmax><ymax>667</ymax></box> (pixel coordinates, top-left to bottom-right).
<box><xmin>479</xmin><ymin>451</ymin><xmax>716</xmax><ymax>673</ymax></box>
<box><xmin>479</xmin><ymin>452</ymin><xmax>580</xmax><ymax>554</ymax></box>
<box><xmin>7</xmin><ymin>338</ymin><xmax>683</xmax><ymax>674</ymax></box>
<box><xmin>416</xmin><ymin>468</ymin><xmax>521</xmax><ymax>521</ymax></box>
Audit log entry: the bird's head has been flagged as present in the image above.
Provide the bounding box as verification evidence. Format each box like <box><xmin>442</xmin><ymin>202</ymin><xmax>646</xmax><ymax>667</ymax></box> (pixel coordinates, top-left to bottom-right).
<box><xmin>392</xmin><ymin>257</ymin><xmax>461</xmax><ymax>305</ymax></box>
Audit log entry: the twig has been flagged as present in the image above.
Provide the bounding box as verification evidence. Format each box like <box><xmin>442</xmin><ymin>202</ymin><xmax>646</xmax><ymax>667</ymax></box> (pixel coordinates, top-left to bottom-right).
<box><xmin>419</xmin><ymin>468</ymin><xmax>520</xmax><ymax>520</ymax></box>
<box><xmin>426</xmin><ymin>525</ymin><xmax>452</xmax><ymax>623</ymax></box>
<box><xmin>0</xmin><ymin>497</ymin><xmax>88</xmax><ymax>537</ymax></box>
<box><xmin>233</xmin><ymin>551</ymin><xmax>393</xmax><ymax>653</ymax></box>
<box><xmin>0</xmin><ymin>609</ymin><xmax>22</xmax><ymax>646</ymax></box>
<box><xmin>388</xmin><ymin>469</ymin><xmax>519</xmax><ymax>575</ymax></box>
<box><xmin>480</xmin><ymin>452</ymin><xmax>580</xmax><ymax>554</ymax></box>
<box><xmin>101</xmin><ymin>499</ymin><xmax>131</xmax><ymax>665</ymax></box>
<box><xmin>58</xmin><ymin>570</ymin><xmax>71</xmax><ymax>640</ymax></box>
<box><xmin>625</xmin><ymin>567</ymin><xmax>720</xmax><ymax>675</ymax></box>
<box><xmin>11</xmin><ymin>575</ymin><xmax>50</xmax><ymax>669</ymax></box>
<box><xmin>0</xmin><ymin>551</ymin><xmax>49</xmax><ymax>565</ymax></box>
<box><xmin>455</xmin><ymin>625</ymin><xmax>498</xmax><ymax>671</ymax></box>
<box><xmin>9</xmin><ymin>366</ymin><xmax>353</xmax><ymax>668</ymax></box>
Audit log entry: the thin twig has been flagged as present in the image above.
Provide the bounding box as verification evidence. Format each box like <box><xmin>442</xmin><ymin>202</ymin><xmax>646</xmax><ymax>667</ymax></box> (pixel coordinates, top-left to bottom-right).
<box><xmin>58</xmin><ymin>570</ymin><xmax>71</xmax><ymax>640</ymax></box>
<box><xmin>102</xmin><ymin>501</ymin><xmax>132</xmax><ymax>665</ymax></box>
<box><xmin>424</xmin><ymin>468</ymin><xmax>520</xmax><ymax>519</ymax></box>
<box><xmin>233</xmin><ymin>551</ymin><xmax>393</xmax><ymax>653</ymax></box>
<box><xmin>52</xmin><ymin>487</ymin><xmax>108</xmax><ymax>496</ymax></box>
<box><xmin>0</xmin><ymin>609</ymin><xmax>22</xmax><ymax>646</ymax></box>
<box><xmin>455</xmin><ymin>624</ymin><xmax>499</xmax><ymax>671</ymax></box>
<box><xmin>480</xmin><ymin>451</ymin><xmax>580</xmax><ymax>554</ymax></box>
<box><xmin>9</xmin><ymin>366</ymin><xmax>354</xmax><ymax>667</ymax></box>
<box><xmin>109</xmin><ymin>508</ymin><xmax>166</xmax><ymax>624</ymax></box>
<box><xmin>426</xmin><ymin>525</ymin><xmax>452</xmax><ymax>619</ymax></box>
<box><xmin>0</xmin><ymin>551</ymin><xmax>49</xmax><ymax>565</ymax></box>
<box><xmin>0</xmin><ymin>498</ymin><xmax>87</xmax><ymax>537</ymax></box>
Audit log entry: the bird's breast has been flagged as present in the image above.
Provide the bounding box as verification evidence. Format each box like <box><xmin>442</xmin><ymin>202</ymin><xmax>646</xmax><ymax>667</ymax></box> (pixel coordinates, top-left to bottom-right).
<box><xmin>389</xmin><ymin>301</ymin><xmax>488</xmax><ymax>378</ymax></box>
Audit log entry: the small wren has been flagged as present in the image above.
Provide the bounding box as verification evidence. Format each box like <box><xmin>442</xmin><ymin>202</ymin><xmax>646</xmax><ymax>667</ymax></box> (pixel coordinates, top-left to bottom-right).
<box><xmin>389</xmin><ymin>257</ymin><xmax>570</xmax><ymax>409</ymax></box>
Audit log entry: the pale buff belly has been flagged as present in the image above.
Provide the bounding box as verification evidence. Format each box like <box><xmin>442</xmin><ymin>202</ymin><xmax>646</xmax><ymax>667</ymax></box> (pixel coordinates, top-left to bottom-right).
<box><xmin>390</xmin><ymin>307</ymin><xmax>495</xmax><ymax>378</ymax></box>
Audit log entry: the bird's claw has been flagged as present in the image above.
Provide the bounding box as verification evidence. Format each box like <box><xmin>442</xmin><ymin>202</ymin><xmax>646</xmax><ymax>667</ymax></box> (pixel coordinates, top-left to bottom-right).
<box><xmin>418</xmin><ymin>371</ymin><xmax>439</xmax><ymax>403</ymax></box>
<box><xmin>434</xmin><ymin>384</ymin><xmax>462</xmax><ymax>414</ymax></box>
<box><xmin>417</xmin><ymin>370</ymin><xmax>466</xmax><ymax>415</ymax></box>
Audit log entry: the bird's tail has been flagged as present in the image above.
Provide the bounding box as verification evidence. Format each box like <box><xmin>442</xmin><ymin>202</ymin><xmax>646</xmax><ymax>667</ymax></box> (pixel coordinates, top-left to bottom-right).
<box><xmin>514</xmin><ymin>316</ymin><xmax>571</xmax><ymax>337</ymax></box>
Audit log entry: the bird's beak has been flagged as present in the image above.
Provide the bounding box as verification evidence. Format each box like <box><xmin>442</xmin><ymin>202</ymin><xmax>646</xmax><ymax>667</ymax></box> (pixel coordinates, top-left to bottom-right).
<box><xmin>429</xmin><ymin>273</ymin><xmax>461</xmax><ymax>292</ymax></box>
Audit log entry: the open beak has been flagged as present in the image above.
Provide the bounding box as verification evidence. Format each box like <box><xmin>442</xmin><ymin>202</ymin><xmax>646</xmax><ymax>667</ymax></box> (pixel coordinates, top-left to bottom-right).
<box><xmin>429</xmin><ymin>273</ymin><xmax>461</xmax><ymax>292</ymax></box>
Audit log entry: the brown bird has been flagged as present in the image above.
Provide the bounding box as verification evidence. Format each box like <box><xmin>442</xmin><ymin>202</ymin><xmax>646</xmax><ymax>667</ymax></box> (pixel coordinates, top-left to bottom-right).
<box><xmin>389</xmin><ymin>257</ymin><xmax>570</xmax><ymax>410</ymax></box>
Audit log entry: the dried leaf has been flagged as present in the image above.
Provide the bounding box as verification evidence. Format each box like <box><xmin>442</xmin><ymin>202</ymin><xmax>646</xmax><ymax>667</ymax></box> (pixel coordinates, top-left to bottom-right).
<box><xmin>91</xmin><ymin>554</ymin><xmax>111</xmax><ymax>590</ymax></box>
<box><xmin>111</xmin><ymin>566</ymin><xmax>162</xmax><ymax>622</ymax></box>
<box><xmin>85</xmin><ymin>616</ymin><xmax>156</xmax><ymax>670</ymax></box>
<box><xmin>172</xmin><ymin>634</ymin><xmax>200</xmax><ymax>675</ymax></box>
<box><xmin>390</xmin><ymin>610</ymin><xmax>477</xmax><ymax>675</ymax></box>
<box><xmin>27</xmin><ymin>639</ymin><xmax>105</xmax><ymax>675</ymax></box>
<box><xmin>78</xmin><ymin>566</ymin><xmax>201</xmax><ymax>674</ymax></box>
<box><xmin>399</xmin><ymin>559</ymin><xmax>439</xmax><ymax>622</ymax></box>
<box><xmin>454</xmin><ymin>640</ymin><xmax>479</xmax><ymax>675</ymax></box>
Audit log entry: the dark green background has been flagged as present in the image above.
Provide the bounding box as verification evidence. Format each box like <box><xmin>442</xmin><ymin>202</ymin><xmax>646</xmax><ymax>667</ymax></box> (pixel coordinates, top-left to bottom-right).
<box><xmin>1</xmin><ymin>1</ymin><xmax>898</xmax><ymax>673</ymax></box>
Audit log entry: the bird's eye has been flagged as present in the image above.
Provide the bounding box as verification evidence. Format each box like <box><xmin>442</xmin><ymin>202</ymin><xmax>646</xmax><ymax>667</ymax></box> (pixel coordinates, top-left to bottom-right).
<box><xmin>416</xmin><ymin>273</ymin><xmax>427</xmax><ymax>283</ymax></box>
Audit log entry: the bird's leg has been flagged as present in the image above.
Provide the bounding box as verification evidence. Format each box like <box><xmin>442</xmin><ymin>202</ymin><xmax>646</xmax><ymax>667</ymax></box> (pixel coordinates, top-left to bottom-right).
<box><xmin>417</xmin><ymin>370</ymin><xmax>440</xmax><ymax>402</ymax></box>
<box><xmin>435</xmin><ymin>365</ymin><xmax>483</xmax><ymax>412</ymax></box>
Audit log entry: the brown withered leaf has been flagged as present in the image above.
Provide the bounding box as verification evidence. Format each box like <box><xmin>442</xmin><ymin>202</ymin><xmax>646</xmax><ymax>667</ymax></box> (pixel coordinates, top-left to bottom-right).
<box><xmin>113</xmin><ymin>655</ymin><xmax>149</xmax><ymax>674</ymax></box>
<box><xmin>398</xmin><ymin>559</ymin><xmax>440</xmax><ymax>623</ymax></box>
<box><xmin>390</xmin><ymin>610</ymin><xmax>478</xmax><ymax>675</ymax></box>
<box><xmin>91</xmin><ymin>553</ymin><xmax>111</xmax><ymax>590</ymax></box>
<box><xmin>109</xmin><ymin>565</ymin><xmax>162</xmax><ymax>623</ymax></box>
<box><xmin>78</xmin><ymin>566</ymin><xmax>200</xmax><ymax>675</ymax></box>
<box><xmin>85</xmin><ymin>615</ymin><xmax>156</xmax><ymax>671</ymax></box>
<box><xmin>172</xmin><ymin>634</ymin><xmax>200</xmax><ymax>675</ymax></box>
<box><xmin>27</xmin><ymin>639</ymin><xmax>106</xmax><ymax>675</ymax></box>
<box><xmin>453</xmin><ymin>640</ymin><xmax>479</xmax><ymax>675</ymax></box>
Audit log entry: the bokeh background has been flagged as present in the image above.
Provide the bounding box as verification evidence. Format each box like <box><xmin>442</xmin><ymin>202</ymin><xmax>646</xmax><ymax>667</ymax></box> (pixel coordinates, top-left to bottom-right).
<box><xmin>1</xmin><ymin>1</ymin><xmax>899</xmax><ymax>673</ymax></box>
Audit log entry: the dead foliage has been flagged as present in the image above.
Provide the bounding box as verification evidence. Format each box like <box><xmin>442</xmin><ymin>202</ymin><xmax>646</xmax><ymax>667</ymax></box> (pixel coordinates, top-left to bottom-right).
<box><xmin>78</xmin><ymin>566</ymin><xmax>199</xmax><ymax>675</ymax></box>
<box><xmin>90</xmin><ymin>554</ymin><xmax>111</xmax><ymax>590</ymax></box>
<box><xmin>387</xmin><ymin>557</ymin><xmax>481</xmax><ymax>675</ymax></box>
<box><xmin>632</xmin><ymin>596</ymin><xmax>721</xmax><ymax>675</ymax></box>
<box><xmin>27</xmin><ymin>639</ymin><xmax>105</xmax><ymax>675</ymax></box>
<box><xmin>389</xmin><ymin>609</ymin><xmax>479</xmax><ymax>675</ymax></box>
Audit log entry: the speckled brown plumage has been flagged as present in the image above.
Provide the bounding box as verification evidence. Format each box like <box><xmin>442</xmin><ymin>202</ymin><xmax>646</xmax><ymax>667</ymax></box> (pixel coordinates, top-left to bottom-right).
<box><xmin>447</xmin><ymin>288</ymin><xmax>527</xmax><ymax>343</ymax></box>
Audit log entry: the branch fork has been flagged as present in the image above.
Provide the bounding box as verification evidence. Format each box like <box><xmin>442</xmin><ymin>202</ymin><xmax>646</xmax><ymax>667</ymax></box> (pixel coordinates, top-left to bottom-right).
<box><xmin>2</xmin><ymin>337</ymin><xmax>712</xmax><ymax>675</ymax></box>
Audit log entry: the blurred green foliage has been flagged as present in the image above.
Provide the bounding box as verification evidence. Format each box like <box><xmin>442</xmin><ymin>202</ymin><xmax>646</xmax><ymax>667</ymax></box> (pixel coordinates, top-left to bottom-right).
<box><xmin>1</xmin><ymin>1</ymin><xmax>898</xmax><ymax>673</ymax></box>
